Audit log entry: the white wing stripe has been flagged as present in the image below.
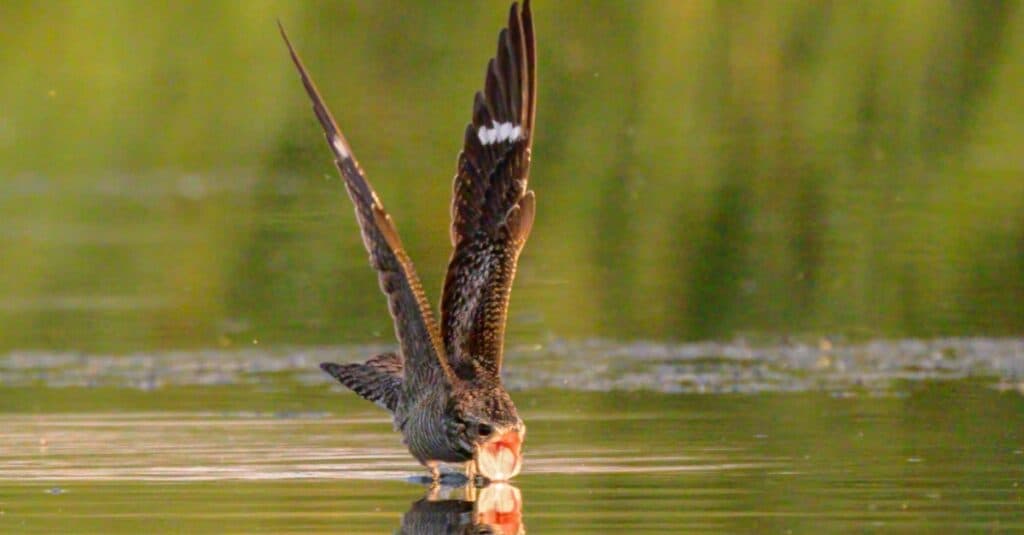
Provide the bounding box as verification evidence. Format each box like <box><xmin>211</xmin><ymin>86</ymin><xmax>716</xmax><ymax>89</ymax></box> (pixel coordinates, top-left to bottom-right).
<box><xmin>477</xmin><ymin>121</ymin><xmax>523</xmax><ymax>146</ymax></box>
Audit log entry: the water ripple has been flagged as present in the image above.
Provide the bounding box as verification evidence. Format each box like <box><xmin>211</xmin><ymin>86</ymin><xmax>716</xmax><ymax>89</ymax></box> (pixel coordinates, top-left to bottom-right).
<box><xmin>0</xmin><ymin>414</ymin><xmax>764</xmax><ymax>482</ymax></box>
<box><xmin>1</xmin><ymin>338</ymin><xmax>1021</xmax><ymax>393</ymax></box>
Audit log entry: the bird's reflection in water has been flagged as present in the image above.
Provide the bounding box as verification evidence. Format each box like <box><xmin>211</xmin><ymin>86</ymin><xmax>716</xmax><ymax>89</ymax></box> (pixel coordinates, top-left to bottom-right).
<box><xmin>399</xmin><ymin>483</ymin><xmax>524</xmax><ymax>534</ymax></box>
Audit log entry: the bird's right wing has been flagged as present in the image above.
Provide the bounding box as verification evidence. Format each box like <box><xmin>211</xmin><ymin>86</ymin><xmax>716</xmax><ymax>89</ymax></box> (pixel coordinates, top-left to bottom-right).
<box><xmin>279</xmin><ymin>24</ymin><xmax>456</xmax><ymax>390</ymax></box>
<box><xmin>441</xmin><ymin>1</ymin><xmax>536</xmax><ymax>381</ymax></box>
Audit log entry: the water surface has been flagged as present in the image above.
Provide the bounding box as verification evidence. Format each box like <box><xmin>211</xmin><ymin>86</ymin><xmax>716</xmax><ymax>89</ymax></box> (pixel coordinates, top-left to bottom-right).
<box><xmin>2</xmin><ymin>348</ymin><xmax>1023</xmax><ymax>533</ymax></box>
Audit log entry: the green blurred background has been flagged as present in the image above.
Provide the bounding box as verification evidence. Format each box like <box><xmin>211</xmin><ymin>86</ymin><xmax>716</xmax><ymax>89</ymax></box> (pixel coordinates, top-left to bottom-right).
<box><xmin>1</xmin><ymin>0</ymin><xmax>1022</xmax><ymax>354</ymax></box>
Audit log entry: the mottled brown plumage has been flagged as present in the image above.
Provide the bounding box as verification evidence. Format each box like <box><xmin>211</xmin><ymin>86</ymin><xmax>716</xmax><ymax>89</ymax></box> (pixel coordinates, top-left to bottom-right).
<box><xmin>280</xmin><ymin>0</ymin><xmax>536</xmax><ymax>483</ymax></box>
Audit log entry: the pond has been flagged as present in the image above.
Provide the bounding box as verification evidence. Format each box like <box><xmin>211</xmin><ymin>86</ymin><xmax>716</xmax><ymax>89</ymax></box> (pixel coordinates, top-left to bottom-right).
<box><xmin>1</xmin><ymin>1</ymin><xmax>1023</xmax><ymax>533</ymax></box>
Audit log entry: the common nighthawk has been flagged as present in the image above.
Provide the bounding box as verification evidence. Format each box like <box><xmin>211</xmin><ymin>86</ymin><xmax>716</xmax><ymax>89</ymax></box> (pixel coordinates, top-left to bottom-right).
<box><xmin>279</xmin><ymin>0</ymin><xmax>536</xmax><ymax>483</ymax></box>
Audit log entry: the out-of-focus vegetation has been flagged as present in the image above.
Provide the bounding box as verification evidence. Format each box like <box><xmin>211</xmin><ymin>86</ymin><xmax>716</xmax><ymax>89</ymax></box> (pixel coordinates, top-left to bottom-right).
<box><xmin>0</xmin><ymin>0</ymin><xmax>1021</xmax><ymax>353</ymax></box>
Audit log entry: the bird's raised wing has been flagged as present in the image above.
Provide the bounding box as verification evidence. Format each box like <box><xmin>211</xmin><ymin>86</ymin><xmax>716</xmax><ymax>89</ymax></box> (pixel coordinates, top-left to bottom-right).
<box><xmin>279</xmin><ymin>24</ymin><xmax>455</xmax><ymax>390</ymax></box>
<box><xmin>441</xmin><ymin>1</ymin><xmax>536</xmax><ymax>381</ymax></box>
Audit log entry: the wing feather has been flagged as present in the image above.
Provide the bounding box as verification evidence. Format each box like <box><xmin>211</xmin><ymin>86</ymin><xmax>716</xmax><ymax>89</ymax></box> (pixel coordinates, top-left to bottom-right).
<box><xmin>441</xmin><ymin>1</ymin><xmax>537</xmax><ymax>381</ymax></box>
<box><xmin>279</xmin><ymin>24</ymin><xmax>455</xmax><ymax>390</ymax></box>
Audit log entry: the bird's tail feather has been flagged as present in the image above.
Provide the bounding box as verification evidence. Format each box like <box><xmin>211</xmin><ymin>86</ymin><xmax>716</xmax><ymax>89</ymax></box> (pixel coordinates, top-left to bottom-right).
<box><xmin>321</xmin><ymin>353</ymin><xmax>403</xmax><ymax>412</ymax></box>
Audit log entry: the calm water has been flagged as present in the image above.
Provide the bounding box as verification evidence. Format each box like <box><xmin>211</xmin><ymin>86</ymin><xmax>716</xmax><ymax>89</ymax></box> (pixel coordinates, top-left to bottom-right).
<box><xmin>2</xmin><ymin>1</ymin><xmax>1024</xmax><ymax>533</ymax></box>
<box><xmin>1</xmin><ymin>379</ymin><xmax>1023</xmax><ymax>533</ymax></box>
<box><xmin>1</xmin><ymin>346</ymin><xmax>1023</xmax><ymax>533</ymax></box>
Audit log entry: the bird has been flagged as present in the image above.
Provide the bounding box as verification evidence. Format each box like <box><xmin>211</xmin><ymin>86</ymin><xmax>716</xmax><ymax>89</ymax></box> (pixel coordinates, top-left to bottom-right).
<box><xmin>278</xmin><ymin>0</ymin><xmax>536</xmax><ymax>484</ymax></box>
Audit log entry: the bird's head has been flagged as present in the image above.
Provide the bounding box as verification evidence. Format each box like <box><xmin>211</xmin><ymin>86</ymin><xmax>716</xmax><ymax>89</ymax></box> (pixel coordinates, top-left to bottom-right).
<box><xmin>448</xmin><ymin>384</ymin><xmax>525</xmax><ymax>481</ymax></box>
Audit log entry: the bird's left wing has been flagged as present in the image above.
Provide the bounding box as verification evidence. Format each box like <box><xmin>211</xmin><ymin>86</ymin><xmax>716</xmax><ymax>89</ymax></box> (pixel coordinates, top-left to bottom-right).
<box><xmin>279</xmin><ymin>24</ymin><xmax>455</xmax><ymax>390</ymax></box>
<box><xmin>441</xmin><ymin>1</ymin><xmax>537</xmax><ymax>381</ymax></box>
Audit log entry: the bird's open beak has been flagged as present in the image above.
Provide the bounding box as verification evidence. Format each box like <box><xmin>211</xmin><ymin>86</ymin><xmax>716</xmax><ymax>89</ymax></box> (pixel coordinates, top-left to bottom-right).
<box><xmin>474</xmin><ymin>427</ymin><xmax>524</xmax><ymax>481</ymax></box>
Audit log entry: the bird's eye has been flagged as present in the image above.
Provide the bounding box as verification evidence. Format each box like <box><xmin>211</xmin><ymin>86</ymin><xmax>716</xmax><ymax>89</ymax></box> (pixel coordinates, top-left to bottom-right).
<box><xmin>478</xmin><ymin>423</ymin><xmax>493</xmax><ymax>437</ymax></box>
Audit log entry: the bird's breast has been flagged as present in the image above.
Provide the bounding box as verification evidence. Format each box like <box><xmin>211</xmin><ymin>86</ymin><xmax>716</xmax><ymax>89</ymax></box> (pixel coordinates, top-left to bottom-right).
<box><xmin>401</xmin><ymin>403</ymin><xmax>470</xmax><ymax>464</ymax></box>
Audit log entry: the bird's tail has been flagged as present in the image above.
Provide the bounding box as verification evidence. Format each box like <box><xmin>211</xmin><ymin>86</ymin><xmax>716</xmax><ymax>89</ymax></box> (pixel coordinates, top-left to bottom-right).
<box><xmin>321</xmin><ymin>353</ymin><xmax>404</xmax><ymax>412</ymax></box>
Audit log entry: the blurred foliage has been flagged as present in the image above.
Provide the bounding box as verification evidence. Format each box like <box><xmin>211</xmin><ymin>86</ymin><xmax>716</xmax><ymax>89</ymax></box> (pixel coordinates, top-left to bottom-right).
<box><xmin>0</xmin><ymin>0</ymin><xmax>1022</xmax><ymax>352</ymax></box>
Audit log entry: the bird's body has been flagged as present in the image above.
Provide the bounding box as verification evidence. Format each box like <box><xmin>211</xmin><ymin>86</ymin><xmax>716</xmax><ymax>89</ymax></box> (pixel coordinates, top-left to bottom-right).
<box><xmin>279</xmin><ymin>1</ymin><xmax>537</xmax><ymax>483</ymax></box>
